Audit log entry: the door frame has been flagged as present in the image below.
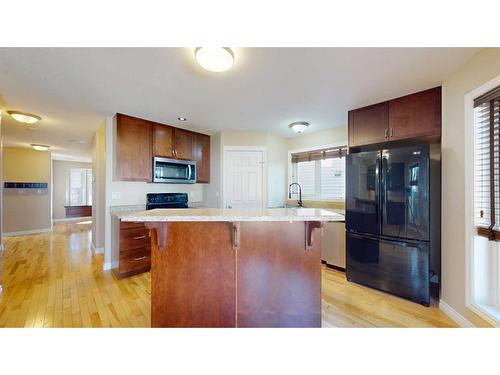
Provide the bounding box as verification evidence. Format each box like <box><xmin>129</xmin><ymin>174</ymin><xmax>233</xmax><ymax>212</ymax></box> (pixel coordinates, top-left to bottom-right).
<box><xmin>222</xmin><ymin>146</ymin><xmax>267</xmax><ymax>210</ymax></box>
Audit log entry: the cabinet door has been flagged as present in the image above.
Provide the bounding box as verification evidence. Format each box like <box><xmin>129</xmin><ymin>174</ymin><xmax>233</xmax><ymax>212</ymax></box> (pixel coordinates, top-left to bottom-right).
<box><xmin>194</xmin><ymin>133</ymin><xmax>210</xmax><ymax>183</ymax></box>
<box><xmin>174</xmin><ymin>128</ymin><xmax>194</xmax><ymax>160</ymax></box>
<box><xmin>388</xmin><ymin>86</ymin><xmax>441</xmax><ymax>141</ymax></box>
<box><xmin>153</xmin><ymin>123</ymin><xmax>174</xmax><ymax>158</ymax></box>
<box><xmin>348</xmin><ymin>102</ymin><xmax>389</xmax><ymax>147</ymax></box>
<box><xmin>116</xmin><ymin>114</ymin><xmax>152</xmax><ymax>181</ymax></box>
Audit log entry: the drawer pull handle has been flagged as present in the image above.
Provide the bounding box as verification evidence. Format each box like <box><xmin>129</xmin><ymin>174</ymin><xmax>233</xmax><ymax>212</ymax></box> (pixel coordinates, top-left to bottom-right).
<box><xmin>133</xmin><ymin>235</ymin><xmax>147</xmax><ymax>240</ymax></box>
<box><xmin>133</xmin><ymin>256</ymin><xmax>147</xmax><ymax>261</ymax></box>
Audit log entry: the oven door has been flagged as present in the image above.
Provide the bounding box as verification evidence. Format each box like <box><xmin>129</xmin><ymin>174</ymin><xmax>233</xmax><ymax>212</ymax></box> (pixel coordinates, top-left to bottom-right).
<box><xmin>153</xmin><ymin>157</ymin><xmax>196</xmax><ymax>183</ymax></box>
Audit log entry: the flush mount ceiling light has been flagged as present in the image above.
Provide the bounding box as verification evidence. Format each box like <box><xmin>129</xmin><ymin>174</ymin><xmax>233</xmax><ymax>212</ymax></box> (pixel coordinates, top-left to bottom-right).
<box><xmin>177</xmin><ymin>117</ymin><xmax>187</xmax><ymax>121</ymax></box>
<box><xmin>289</xmin><ymin>121</ymin><xmax>310</xmax><ymax>133</ymax></box>
<box><xmin>195</xmin><ymin>47</ymin><xmax>234</xmax><ymax>72</ymax></box>
<box><xmin>7</xmin><ymin>110</ymin><xmax>42</xmax><ymax>124</ymax></box>
<box><xmin>31</xmin><ymin>144</ymin><xmax>50</xmax><ymax>151</ymax></box>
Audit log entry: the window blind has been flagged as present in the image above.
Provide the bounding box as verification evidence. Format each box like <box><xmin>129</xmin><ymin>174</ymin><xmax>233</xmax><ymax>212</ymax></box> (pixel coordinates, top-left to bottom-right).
<box><xmin>291</xmin><ymin>146</ymin><xmax>347</xmax><ymax>163</ymax></box>
<box><xmin>474</xmin><ymin>86</ymin><xmax>500</xmax><ymax>240</ymax></box>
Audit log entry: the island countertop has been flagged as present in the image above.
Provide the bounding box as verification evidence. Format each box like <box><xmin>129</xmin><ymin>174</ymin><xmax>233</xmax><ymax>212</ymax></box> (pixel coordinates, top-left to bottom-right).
<box><xmin>117</xmin><ymin>207</ymin><xmax>343</xmax><ymax>222</ymax></box>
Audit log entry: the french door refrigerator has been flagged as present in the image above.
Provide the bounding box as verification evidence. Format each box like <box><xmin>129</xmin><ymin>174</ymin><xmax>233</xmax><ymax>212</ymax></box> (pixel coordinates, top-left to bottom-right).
<box><xmin>345</xmin><ymin>144</ymin><xmax>440</xmax><ymax>306</ymax></box>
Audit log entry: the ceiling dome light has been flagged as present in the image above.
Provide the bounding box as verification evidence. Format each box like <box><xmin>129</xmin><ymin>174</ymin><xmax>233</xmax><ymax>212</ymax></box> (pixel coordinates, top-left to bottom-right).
<box><xmin>31</xmin><ymin>144</ymin><xmax>50</xmax><ymax>151</ymax></box>
<box><xmin>195</xmin><ymin>47</ymin><xmax>234</xmax><ymax>72</ymax></box>
<box><xmin>177</xmin><ymin>117</ymin><xmax>187</xmax><ymax>121</ymax></box>
<box><xmin>7</xmin><ymin>110</ymin><xmax>41</xmax><ymax>124</ymax></box>
<box><xmin>289</xmin><ymin>121</ymin><xmax>310</xmax><ymax>133</ymax></box>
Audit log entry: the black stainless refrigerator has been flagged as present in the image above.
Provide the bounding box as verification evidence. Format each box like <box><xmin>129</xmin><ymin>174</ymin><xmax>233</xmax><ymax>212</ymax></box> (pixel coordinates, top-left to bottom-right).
<box><xmin>345</xmin><ymin>143</ymin><xmax>440</xmax><ymax>306</ymax></box>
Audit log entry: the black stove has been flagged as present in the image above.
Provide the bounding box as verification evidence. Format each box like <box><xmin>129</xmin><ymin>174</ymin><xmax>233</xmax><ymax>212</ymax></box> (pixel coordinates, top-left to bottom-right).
<box><xmin>146</xmin><ymin>193</ymin><xmax>189</xmax><ymax>210</ymax></box>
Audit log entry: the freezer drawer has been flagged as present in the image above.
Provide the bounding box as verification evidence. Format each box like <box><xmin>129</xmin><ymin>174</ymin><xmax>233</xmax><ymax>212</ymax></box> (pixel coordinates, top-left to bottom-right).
<box><xmin>346</xmin><ymin>232</ymin><xmax>430</xmax><ymax>305</ymax></box>
<box><xmin>321</xmin><ymin>222</ymin><xmax>346</xmax><ymax>269</ymax></box>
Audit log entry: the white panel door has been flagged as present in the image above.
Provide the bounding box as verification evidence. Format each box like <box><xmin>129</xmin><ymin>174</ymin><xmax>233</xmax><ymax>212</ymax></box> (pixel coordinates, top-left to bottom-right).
<box><xmin>224</xmin><ymin>150</ymin><xmax>264</xmax><ymax>209</ymax></box>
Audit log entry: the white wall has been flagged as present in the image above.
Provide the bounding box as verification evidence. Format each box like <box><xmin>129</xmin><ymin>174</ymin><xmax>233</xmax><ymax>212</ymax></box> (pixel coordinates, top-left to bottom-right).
<box><xmin>203</xmin><ymin>132</ymin><xmax>222</xmax><ymax>208</ymax></box>
<box><xmin>441</xmin><ymin>48</ymin><xmax>500</xmax><ymax>327</ymax></box>
<box><xmin>92</xmin><ymin>122</ymin><xmax>106</xmax><ymax>251</ymax></box>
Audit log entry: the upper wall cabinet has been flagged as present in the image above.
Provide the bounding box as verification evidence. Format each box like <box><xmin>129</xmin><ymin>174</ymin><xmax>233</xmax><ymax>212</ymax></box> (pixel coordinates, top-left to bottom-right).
<box><xmin>348</xmin><ymin>86</ymin><xmax>442</xmax><ymax>148</ymax></box>
<box><xmin>153</xmin><ymin>124</ymin><xmax>194</xmax><ymax>161</ymax></box>
<box><xmin>388</xmin><ymin>87</ymin><xmax>441</xmax><ymax>141</ymax></box>
<box><xmin>115</xmin><ymin>114</ymin><xmax>152</xmax><ymax>182</ymax></box>
<box><xmin>116</xmin><ymin>113</ymin><xmax>211</xmax><ymax>183</ymax></box>
<box><xmin>194</xmin><ymin>133</ymin><xmax>210</xmax><ymax>183</ymax></box>
<box><xmin>153</xmin><ymin>123</ymin><xmax>175</xmax><ymax>158</ymax></box>
<box><xmin>348</xmin><ymin>102</ymin><xmax>389</xmax><ymax>147</ymax></box>
<box><xmin>174</xmin><ymin>128</ymin><xmax>194</xmax><ymax>160</ymax></box>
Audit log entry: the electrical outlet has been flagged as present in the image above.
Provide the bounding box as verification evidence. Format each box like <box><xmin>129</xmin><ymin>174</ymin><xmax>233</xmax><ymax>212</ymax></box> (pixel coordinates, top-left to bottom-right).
<box><xmin>112</xmin><ymin>192</ymin><xmax>121</xmax><ymax>200</ymax></box>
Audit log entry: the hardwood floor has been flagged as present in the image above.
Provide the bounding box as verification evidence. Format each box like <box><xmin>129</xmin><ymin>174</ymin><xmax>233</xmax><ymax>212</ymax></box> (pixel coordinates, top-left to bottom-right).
<box><xmin>0</xmin><ymin>222</ymin><xmax>457</xmax><ymax>328</ymax></box>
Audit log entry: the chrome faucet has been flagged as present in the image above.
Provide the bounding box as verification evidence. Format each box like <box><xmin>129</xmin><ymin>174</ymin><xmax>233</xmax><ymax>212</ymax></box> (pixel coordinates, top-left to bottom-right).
<box><xmin>288</xmin><ymin>183</ymin><xmax>303</xmax><ymax>207</ymax></box>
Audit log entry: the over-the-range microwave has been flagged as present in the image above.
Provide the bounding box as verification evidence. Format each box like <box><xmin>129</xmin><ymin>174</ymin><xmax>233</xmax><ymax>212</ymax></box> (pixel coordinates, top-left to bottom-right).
<box><xmin>153</xmin><ymin>157</ymin><xmax>196</xmax><ymax>184</ymax></box>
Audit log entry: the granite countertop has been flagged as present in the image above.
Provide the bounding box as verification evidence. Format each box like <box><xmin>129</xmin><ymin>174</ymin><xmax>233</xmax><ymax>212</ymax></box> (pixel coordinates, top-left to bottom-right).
<box><xmin>117</xmin><ymin>207</ymin><xmax>344</xmax><ymax>222</ymax></box>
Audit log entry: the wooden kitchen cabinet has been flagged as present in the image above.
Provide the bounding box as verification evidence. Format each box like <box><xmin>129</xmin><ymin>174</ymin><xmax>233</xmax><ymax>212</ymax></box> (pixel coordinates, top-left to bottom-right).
<box><xmin>388</xmin><ymin>86</ymin><xmax>441</xmax><ymax>141</ymax></box>
<box><xmin>348</xmin><ymin>102</ymin><xmax>389</xmax><ymax>147</ymax></box>
<box><xmin>194</xmin><ymin>133</ymin><xmax>210</xmax><ymax>183</ymax></box>
<box><xmin>115</xmin><ymin>114</ymin><xmax>152</xmax><ymax>181</ymax></box>
<box><xmin>113</xmin><ymin>221</ymin><xmax>151</xmax><ymax>279</ymax></box>
<box><xmin>348</xmin><ymin>87</ymin><xmax>442</xmax><ymax>148</ymax></box>
<box><xmin>173</xmin><ymin>128</ymin><xmax>194</xmax><ymax>160</ymax></box>
<box><xmin>153</xmin><ymin>123</ymin><xmax>175</xmax><ymax>158</ymax></box>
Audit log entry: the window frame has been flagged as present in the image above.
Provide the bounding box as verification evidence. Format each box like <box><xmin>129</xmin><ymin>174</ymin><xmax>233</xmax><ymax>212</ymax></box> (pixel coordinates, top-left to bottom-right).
<box><xmin>288</xmin><ymin>142</ymin><xmax>347</xmax><ymax>202</ymax></box>
<box><xmin>465</xmin><ymin>75</ymin><xmax>500</xmax><ymax>327</ymax></box>
<box><xmin>67</xmin><ymin>167</ymin><xmax>93</xmax><ymax>206</ymax></box>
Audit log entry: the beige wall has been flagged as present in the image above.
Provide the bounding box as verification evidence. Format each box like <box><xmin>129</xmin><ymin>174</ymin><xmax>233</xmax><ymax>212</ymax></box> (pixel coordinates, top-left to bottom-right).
<box><xmin>52</xmin><ymin>160</ymin><xmax>92</xmax><ymax>220</ymax></box>
<box><xmin>92</xmin><ymin>123</ymin><xmax>106</xmax><ymax>251</ymax></box>
<box><xmin>2</xmin><ymin>147</ymin><xmax>52</xmax><ymax>234</ymax></box>
<box><xmin>441</xmin><ymin>48</ymin><xmax>500</xmax><ymax>327</ymax></box>
<box><xmin>0</xmin><ymin>114</ymin><xmax>3</xmax><ymax>292</ymax></box>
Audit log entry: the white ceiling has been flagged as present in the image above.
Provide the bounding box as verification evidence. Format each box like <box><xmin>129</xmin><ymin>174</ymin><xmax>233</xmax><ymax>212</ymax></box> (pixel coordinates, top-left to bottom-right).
<box><xmin>0</xmin><ymin>47</ymin><xmax>480</xmax><ymax>159</ymax></box>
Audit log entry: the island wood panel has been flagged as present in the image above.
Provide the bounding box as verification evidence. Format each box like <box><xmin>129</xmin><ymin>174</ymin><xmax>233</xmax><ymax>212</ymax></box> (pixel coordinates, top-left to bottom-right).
<box><xmin>116</xmin><ymin>114</ymin><xmax>152</xmax><ymax>181</ymax></box>
<box><xmin>150</xmin><ymin>222</ymin><xmax>236</xmax><ymax>327</ymax></box>
<box><xmin>388</xmin><ymin>86</ymin><xmax>441</xmax><ymax>141</ymax></box>
<box><xmin>236</xmin><ymin>221</ymin><xmax>322</xmax><ymax>327</ymax></box>
<box><xmin>152</xmin><ymin>123</ymin><xmax>175</xmax><ymax>158</ymax></box>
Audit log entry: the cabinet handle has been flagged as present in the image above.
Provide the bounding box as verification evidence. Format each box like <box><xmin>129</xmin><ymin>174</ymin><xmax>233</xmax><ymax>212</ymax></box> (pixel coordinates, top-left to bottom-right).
<box><xmin>133</xmin><ymin>235</ymin><xmax>147</xmax><ymax>240</ymax></box>
<box><xmin>133</xmin><ymin>256</ymin><xmax>147</xmax><ymax>261</ymax></box>
<box><xmin>384</xmin><ymin>129</ymin><xmax>388</xmax><ymax>139</ymax></box>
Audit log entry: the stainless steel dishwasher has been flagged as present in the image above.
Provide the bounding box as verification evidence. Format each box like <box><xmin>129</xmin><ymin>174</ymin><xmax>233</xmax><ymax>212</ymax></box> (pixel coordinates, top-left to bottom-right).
<box><xmin>321</xmin><ymin>221</ymin><xmax>346</xmax><ymax>270</ymax></box>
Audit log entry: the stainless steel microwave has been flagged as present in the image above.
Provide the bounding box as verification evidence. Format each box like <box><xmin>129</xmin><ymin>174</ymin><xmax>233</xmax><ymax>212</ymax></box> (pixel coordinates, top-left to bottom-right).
<box><xmin>153</xmin><ymin>157</ymin><xmax>196</xmax><ymax>184</ymax></box>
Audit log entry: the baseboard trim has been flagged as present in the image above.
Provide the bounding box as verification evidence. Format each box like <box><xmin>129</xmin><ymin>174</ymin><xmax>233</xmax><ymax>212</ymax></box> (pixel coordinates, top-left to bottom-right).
<box><xmin>3</xmin><ymin>227</ymin><xmax>52</xmax><ymax>237</ymax></box>
<box><xmin>103</xmin><ymin>261</ymin><xmax>117</xmax><ymax>271</ymax></box>
<box><xmin>53</xmin><ymin>216</ymin><xmax>92</xmax><ymax>223</ymax></box>
<box><xmin>91</xmin><ymin>242</ymin><xmax>104</xmax><ymax>254</ymax></box>
<box><xmin>439</xmin><ymin>300</ymin><xmax>475</xmax><ymax>328</ymax></box>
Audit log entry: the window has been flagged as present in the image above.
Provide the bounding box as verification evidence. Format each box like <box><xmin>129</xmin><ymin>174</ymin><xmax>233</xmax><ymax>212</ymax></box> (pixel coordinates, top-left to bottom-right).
<box><xmin>68</xmin><ymin>168</ymin><xmax>92</xmax><ymax>206</ymax></box>
<box><xmin>474</xmin><ymin>86</ymin><xmax>500</xmax><ymax>239</ymax></box>
<box><xmin>291</xmin><ymin>146</ymin><xmax>346</xmax><ymax>201</ymax></box>
<box><xmin>471</xmin><ymin>84</ymin><xmax>500</xmax><ymax>324</ymax></box>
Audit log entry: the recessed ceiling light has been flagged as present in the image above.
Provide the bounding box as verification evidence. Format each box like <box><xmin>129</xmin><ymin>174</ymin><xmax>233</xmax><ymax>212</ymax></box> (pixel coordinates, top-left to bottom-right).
<box><xmin>195</xmin><ymin>47</ymin><xmax>234</xmax><ymax>72</ymax></box>
<box><xmin>289</xmin><ymin>121</ymin><xmax>310</xmax><ymax>133</ymax></box>
<box><xmin>31</xmin><ymin>144</ymin><xmax>50</xmax><ymax>151</ymax></box>
<box><xmin>177</xmin><ymin>117</ymin><xmax>187</xmax><ymax>121</ymax></box>
<box><xmin>7</xmin><ymin>110</ymin><xmax>42</xmax><ymax>124</ymax></box>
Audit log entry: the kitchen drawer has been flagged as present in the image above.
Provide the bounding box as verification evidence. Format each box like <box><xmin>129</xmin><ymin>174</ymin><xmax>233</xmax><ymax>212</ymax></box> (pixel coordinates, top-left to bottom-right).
<box><xmin>119</xmin><ymin>255</ymin><xmax>151</xmax><ymax>275</ymax></box>
<box><xmin>120</xmin><ymin>227</ymin><xmax>150</xmax><ymax>250</ymax></box>
<box><xmin>120</xmin><ymin>246</ymin><xmax>151</xmax><ymax>261</ymax></box>
<box><xmin>120</xmin><ymin>221</ymin><xmax>146</xmax><ymax>230</ymax></box>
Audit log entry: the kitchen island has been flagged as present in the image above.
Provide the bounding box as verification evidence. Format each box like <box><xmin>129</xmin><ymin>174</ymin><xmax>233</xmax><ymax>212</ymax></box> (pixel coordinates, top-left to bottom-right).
<box><xmin>118</xmin><ymin>208</ymin><xmax>343</xmax><ymax>328</ymax></box>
